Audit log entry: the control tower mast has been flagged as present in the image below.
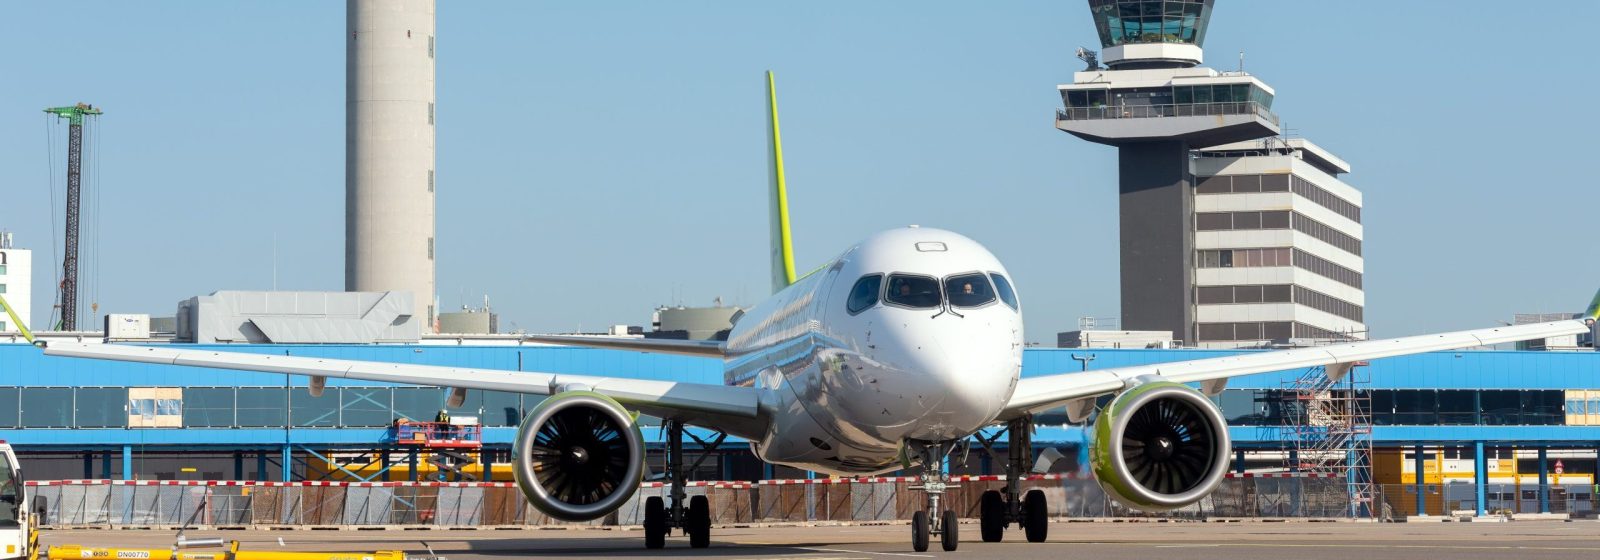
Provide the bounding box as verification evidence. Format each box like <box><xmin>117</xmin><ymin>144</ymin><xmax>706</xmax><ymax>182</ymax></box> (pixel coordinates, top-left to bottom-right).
<box><xmin>1057</xmin><ymin>0</ymin><xmax>1280</xmax><ymax>344</ymax></box>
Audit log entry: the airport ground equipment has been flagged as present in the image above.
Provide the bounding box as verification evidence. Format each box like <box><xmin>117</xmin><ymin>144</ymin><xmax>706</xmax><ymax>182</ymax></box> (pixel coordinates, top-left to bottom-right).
<box><xmin>0</xmin><ymin>443</ymin><xmax>29</xmax><ymax>560</ymax></box>
<box><xmin>43</xmin><ymin>539</ymin><xmax>408</xmax><ymax>560</ymax></box>
<box><xmin>41</xmin><ymin>103</ymin><xmax>101</xmax><ymax>332</ymax></box>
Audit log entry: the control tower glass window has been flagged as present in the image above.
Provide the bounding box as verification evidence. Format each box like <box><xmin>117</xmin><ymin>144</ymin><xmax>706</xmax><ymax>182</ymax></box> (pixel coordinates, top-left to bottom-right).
<box><xmin>1089</xmin><ymin>0</ymin><xmax>1212</xmax><ymax>48</ymax></box>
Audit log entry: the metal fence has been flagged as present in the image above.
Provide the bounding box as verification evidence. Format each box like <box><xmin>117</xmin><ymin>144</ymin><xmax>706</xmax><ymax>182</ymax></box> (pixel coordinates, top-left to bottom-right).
<box><xmin>30</xmin><ymin>474</ymin><xmax>1578</xmax><ymax>528</ymax></box>
<box><xmin>1055</xmin><ymin>101</ymin><xmax>1278</xmax><ymax>125</ymax></box>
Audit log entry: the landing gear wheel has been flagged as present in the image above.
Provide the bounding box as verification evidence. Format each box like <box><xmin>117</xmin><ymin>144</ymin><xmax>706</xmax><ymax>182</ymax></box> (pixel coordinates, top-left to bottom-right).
<box><xmin>979</xmin><ymin>490</ymin><xmax>1005</xmax><ymax>542</ymax></box>
<box><xmin>687</xmin><ymin>495</ymin><xmax>712</xmax><ymax>549</ymax></box>
<box><xmin>643</xmin><ymin>496</ymin><xmax>667</xmax><ymax>549</ymax></box>
<box><xmin>911</xmin><ymin>510</ymin><xmax>930</xmax><ymax>552</ymax></box>
<box><xmin>1023</xmin><ymin>489</ymin><xmax>1048</xmax><ymax>543</ymax></box>
<box><xmin>940</xmin><ymin>509</ymin><xmax>960</xmax><ymax>551</ymax></box>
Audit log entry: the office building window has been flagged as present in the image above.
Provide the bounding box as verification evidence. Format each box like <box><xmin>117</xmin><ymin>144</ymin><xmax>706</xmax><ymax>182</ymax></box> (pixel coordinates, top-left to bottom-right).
<box><xmin>0</xmin><ymin>264</ymin><xmax>7</xmax><ymax>275</ymax></box>
<box><xmin>0</xmin><ymin>284</ymin><xmax>6</xmax><ymax>294</ymax></box>
<box><xmin>76</xmin><ymin>387</ymin><xmax>128</xmax><ymax>428</ymax></box>
<box><xmin>341</xmin><ymin>387</ymin><xmax>393</xmax><ymax>427</ymax></box>
<box><xmin>393</xmin><ymin>387</ymin><xmax>444</xmax><ymax>422</ymax></box>
<box><xmin>428</xmin><ymin>102</ymin><xmax>434</xmax><ymax>125</ymax></box>
<box><xmin>290</xmin><ymin>387</ymin><xmax>339</xmax><ymax>428</ymax></box>
<box><xmin>428</xmin><ymin>169</ymin><xmax>434</xmax><ymax>193</ymax></box>
<box><xmin>20</xmin><ymin>388</ymin><xmax>73</xmax><ymax>428</ymax></box>
<box><xmin>184</xmin><ymin>388</ymin><xmax>236</xmax><ymax>428</ymax></box>
<box><xmin>0</xmin><ymin>388</ymin><xmax>16</xmax><ymax>428</ymax></box>
<box><xmin>236</xmin><ymin>388</ymin><xmax>287</xmax><ymax>428</ymax></box>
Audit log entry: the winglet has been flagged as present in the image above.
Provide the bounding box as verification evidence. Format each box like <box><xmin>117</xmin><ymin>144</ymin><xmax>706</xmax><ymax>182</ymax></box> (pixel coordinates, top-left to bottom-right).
<box><xmin>0</xmin><ymin>293</ymin><xmax>36</xmax><ymax>345</ymax></box>
<box><xmin>766</xmin><ymin>70</ymin><xmax>798</xmax><ymax>294</ymax></box>
<box><xmin>1584</xmin><ymin>287</ymin><xmax>1600</xmax><ymax>326</ymax></box>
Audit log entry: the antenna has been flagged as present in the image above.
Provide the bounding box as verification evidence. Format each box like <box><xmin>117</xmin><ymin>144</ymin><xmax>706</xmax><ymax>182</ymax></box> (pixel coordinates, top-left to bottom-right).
<box><xmin>1074</xmin><ymin>47</ymin><xmax>1102</xmax><ymax>71</ymax></box>
<box><xmin>1238</xmin><ymin>50</ymin><xmax>1245</xmax><ymax>72</ymax></box>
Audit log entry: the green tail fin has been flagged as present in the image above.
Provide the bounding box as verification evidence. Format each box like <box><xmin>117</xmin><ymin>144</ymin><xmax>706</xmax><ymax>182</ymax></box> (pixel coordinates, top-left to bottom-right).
<box><xmin>0</xmin><ymin>293</ymin><xmax>35</xmax><ymax>345</ymax></box>
<box><xmin>1584</xmin><ymin>287</ymin><xmax>1600</xmax><ymax>323</ymax></box>
<box><xmin>767</xmin><ymin>71</ymin><xmax>798</xmax><ymax>294</ymax></box>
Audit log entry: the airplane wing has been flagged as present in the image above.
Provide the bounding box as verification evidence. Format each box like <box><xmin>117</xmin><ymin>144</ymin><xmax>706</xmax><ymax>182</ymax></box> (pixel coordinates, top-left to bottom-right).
<box><xmin>40</xmin><ymin>342</ymin><xmax>762</xmax><ymax>437</ymax></box>
<box><xmin>522</xmin><ymin>335</ymin><xmax>725</xmax><ymax>358</ymax></box>
<box><xmin>1001</xmin><ymin>319</ymin><xmax>1593</xmax><ymax>419</ymax></box>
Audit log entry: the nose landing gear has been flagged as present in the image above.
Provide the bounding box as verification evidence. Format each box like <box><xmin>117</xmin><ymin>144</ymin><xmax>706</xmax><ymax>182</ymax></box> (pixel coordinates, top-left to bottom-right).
<box><xmin>908</xmin><ymin>441</ymin><xmax>961</xmax><ymax>552</ymax></box>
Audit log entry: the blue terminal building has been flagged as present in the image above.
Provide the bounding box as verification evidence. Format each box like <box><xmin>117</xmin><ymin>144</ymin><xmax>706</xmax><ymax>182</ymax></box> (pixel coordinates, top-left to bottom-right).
<box><xmin>3</xmin><ymin>338</ymin><xmax>1598</xmax><ymax>514</ymax></box>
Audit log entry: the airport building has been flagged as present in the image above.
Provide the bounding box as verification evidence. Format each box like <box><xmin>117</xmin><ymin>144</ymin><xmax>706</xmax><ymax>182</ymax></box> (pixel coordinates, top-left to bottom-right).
<box><xmin>0</xmin><ymin>233</ymin><xmax>31</xmax><ymax>333</ymax></box>
<box><xmin>2</xmin><ymin>337</ymin><xmax>1597</xmax><ymax>515</ymax></box>
<box><xmin>1056</xmin><ymin>0</ymin><xmax>1365</xmax><ymax>347</ymax></box>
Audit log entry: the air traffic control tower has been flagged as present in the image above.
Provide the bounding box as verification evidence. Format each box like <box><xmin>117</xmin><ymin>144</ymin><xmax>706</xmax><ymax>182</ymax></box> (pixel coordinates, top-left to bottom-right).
<box><xmin>1059</xmin><ymin>1</ymin><xmax>1360</xmax><ymax>346</ymax></box>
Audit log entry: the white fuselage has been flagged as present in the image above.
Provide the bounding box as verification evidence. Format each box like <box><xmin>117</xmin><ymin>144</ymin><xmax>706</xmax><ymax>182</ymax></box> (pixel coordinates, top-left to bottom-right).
<box><xmin>723</xmin><ymin>227</ymin><xmax>1024</xmax><ymax>475</ymax></box>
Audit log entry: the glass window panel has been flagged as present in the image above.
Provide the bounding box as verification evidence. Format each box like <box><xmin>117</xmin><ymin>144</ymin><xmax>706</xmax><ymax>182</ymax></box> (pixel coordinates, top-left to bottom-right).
<box><xmin>885</xmin><ymin>274</ymin><xmax>941</xmax><ymax>309</ymax></box>
<box><xmin>1232</xmin><ymin>175</ymin><xmax>1261</xmax><ymax>193</ymax></box>
<box><xmin>990</xmin><ymin>273</ymin><xmax>1020</xmax><ymax>311</ymax></box>
<box><xmin>340</xmin><ymin>387</ymin><xmax>393</xmax><ymax>427</ymax></box>
<box><xmin>1233</xmin><ymin>211</ymin><xmax>1262</xmax><ymax>230</ymax></box>
<box><xmin>1193</xmin><ymin>84</ymin><xmax>1212</xmax><ymax>103</ymax></box>
<box><xmin>236</xmin><ymin>388</ymin><xmax>287</xmax><ymax>428</ymax></box>
<box><xmin>1235</xmin><ymin>322</ymin><xmax>1263</xmax><ymax>340</ymax></box>
<box><xmin>847</xmin><ymin>275</ymin><xmax>882</xmax><ymax>314</ymax></box>
<box><xmin>1087</xmin><ymin>90</ymin><xmax>1107</xmax><ymax>107</ymax></box>
<box><xmin>183</xmin><ymin>388</ymin><xmax>235</xmax><ymax>428</ymax></box>
<box><xmin>1261</xmin><ymin>174</ymin><xmax>1289</xmax><ymax>191</ymax></box>
<box><xmin>1370</xmin><ymin>390</ymin><xmax>1396</xmax><ymax>426</ymax></box>
<box><xmin>1231</xmin><ymin>84</ymin><xmax>1249</xmax><ymax>103</ymax></box>
<box><xmin>1196</xmin><ymin>213</ymin><xmax>1231</xmax><ymax>230</ymax></box>
<box><xmin>1174</xmin><ymin>86</ymin><xmax>1192</xmax><ymax>105</ymax></box>
<box><xmin>1523</xmin><ymin>391</ymin><xmax>1563</xmax><ymax>425</ymax></box>
<box><xmin>1263</xmin><ymin>285</ymin><xmax>1292</xmax><ymax>302</ymax></box>
<box><xmin>76</xmin><ymin>387</ymin><xmax>128</xmax><ymax>428</ymax></box>
<box><xmin>393</xmin><ymin>387</ymin><xmax>445</xmax><ymax>422</ymax></box>
<box><xmin>1396</xmin><ymin>390</ymin><xmax>1437</xmax><ymax>425</ymax></box>
<box><xmin>1067</xmin><ymin>90</ymin><xmax>1087</xmax><ymax>108</ymax></box>
<box><xmin>1197</xmin><ymin>323</ymin><xmax>1233</xmax><ymax>341</ymax></box>
<box><xmin>1261</xmin><ymin>211</ymin><xmax>1291</xmax><ymax>229</ymax></box>
<box><xmin>290</xmin><ymin>387</ymin><xmax>338</xmax><ymax>428</ymax></box>
<box><xmin>0</xmin><ymin>388</ymin><xmax>16</xmax><ymax>428</ymax></box>
<box><xmin>1234</xmin><ymin>285</ymin><xmax>1264</xmax><ymax>303</ymax></box>
<box><xmin>1195</xmin><ymin>176</ymin><xmax>1230</xmax><ymax>193</ymax></box>
<box><xmin>1197</xmin><ymin>286</ymin><xmax>1231</xmax><ymax>304</ymax></box>
<box><xmin>945</xmin><ymin>273</ymin><xmax>997</xmax><ymax>308</ymax></box>
<box><xmin>481</xmin><ymin>391</ymin><xmax>524</xmax><ymax>428</ymax></box>
<box><xmin>21</xmin><ymin>388</ymin><xmax>73</xmax><ymax>428</ymax></box>
<box><xmin>1478</xmin><ymin>390</ymin><xmax>1519</xmax><ymax>425</ymax></box>
<box><xmin>1263</xmin><ymin>321</ymin><xmax>1292</xmax><ymax>341</ymax></box>
<box><xmin>1437</xmin><ymin>390</ymin><xmax>1476</xmax><ymax>425</ymax></box>
<box><xmin>1216</xmin><ymin>390</ymin><xmax>1264</xmax><ymax>425</ymax></box>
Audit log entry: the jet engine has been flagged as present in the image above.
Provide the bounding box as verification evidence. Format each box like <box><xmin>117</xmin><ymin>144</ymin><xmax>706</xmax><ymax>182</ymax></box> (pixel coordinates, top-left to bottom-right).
<box><xmin>511</xmin><ymin>391</ymin><xmax>645</xmax><ymax>521</ymax></box>
<box><xmin>1089</xmin><ymin>381</ymin><xmax>1230</xmax><ymax>510</ymax></box>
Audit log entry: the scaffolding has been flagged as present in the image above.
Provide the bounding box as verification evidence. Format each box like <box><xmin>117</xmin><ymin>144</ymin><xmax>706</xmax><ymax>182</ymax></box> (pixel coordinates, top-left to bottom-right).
<box><xmin>1277</xmin><ymin>361</ymin><xmax>1375</xmax><ymax>518</ymax></box>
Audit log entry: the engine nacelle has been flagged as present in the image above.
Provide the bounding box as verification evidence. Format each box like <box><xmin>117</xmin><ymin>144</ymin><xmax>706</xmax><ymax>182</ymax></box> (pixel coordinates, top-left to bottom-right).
<box><xmin>512</xmin><ymin>391</ymin><xmax>645</xmax><ymax>521</ymax></box>
<box><xmin>1089</xmin><ymin>381</ymin><xmax>1230</xmax><ymax>511</ymax></box>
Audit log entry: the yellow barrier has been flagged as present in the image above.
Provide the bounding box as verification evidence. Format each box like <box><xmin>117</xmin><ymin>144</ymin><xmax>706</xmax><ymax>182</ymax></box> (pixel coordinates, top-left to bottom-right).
<box><xmin>43</xmin><ymin>542</ymin><xmax>406</xmax><ymax>560</ymax></box>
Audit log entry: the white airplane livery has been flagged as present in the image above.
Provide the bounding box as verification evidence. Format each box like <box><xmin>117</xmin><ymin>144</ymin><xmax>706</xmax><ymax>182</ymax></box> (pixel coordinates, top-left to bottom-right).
<box><xmin>6</xmin><ymin>72</ymin><xmax>1598</xmax><ymax>552</ymax></box>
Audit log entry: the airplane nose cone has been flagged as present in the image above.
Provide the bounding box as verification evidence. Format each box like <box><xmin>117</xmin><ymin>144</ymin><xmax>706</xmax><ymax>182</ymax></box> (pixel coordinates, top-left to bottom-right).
<box><xmin>908</xmin><ymin>321</ymin><xmax>1020</xmax><ymax>440</ymax></box>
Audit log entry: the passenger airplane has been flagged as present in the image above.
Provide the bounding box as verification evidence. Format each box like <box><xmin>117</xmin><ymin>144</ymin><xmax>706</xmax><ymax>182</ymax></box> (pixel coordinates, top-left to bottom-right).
<box><xmin>4</xmin><ymin>72</ymin><xmax>1597</xmax><ymax>552</ymax></box>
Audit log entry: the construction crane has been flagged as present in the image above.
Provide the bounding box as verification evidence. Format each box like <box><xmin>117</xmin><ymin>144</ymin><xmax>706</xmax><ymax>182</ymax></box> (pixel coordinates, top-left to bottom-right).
<box><xmin>43</xmin><ymin>103</ymin><xmax>101</xmax><ymax>331</ymax></box>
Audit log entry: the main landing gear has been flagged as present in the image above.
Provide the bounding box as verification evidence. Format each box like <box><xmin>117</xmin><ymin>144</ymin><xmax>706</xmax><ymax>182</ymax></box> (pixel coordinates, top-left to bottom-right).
<box><xmin>643</xmin><ymin>420</ymin><xmax>725</xmax><ymax>549</ymax></box>
<box><xmin>907</xmin><ymin>441</ymin><xmax>961</xmax><ymax>552</ymax></box>
<box><xmin>974</xmin><ymin>416</ymin><xmax>1049</xmax><ymax>543</ymax></box>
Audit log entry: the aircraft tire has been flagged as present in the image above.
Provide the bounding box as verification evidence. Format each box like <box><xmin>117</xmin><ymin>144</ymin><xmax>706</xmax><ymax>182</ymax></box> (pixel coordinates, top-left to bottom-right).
<box><xmin>941</xmin><ymin>509</ymin><xmax>960</xmax><ymax>551</ymax></box>
<box><xmin>1023</xmin><ymin>489</ymin><xmax>1048</xmax><ymax>543</ymax></box>
<box><xmin>644</xmin><ymin>496</ymin><xmax>667</xmax><ymax>549</ymax></box>
<box><xmin>979</xmin><ymin>490</ymin><xmax>1005</xmax><ymax>542</ymax></box>
<box><xmin>911</xmin><ymin>510</ymin><xmax>930</xmax><ymax>552</ymax></box>
<box><xmin>688</xmin><ymin>495</ymin><xmax>711</xmax><ymax>548</ymax></box>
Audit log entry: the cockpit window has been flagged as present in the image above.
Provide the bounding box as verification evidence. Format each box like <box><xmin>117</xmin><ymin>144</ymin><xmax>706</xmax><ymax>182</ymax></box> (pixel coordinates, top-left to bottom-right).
<box><xmin>884</xmin><ymin>274</ymin><xmax>941</xmax><ymax>309</ymax></box>
<box><xmin>846</xmin><ymin>274</ymin><xmax>882</xmax><ymax>314</ymax></box>
<box><xmin>990</xmin><ymin>273</ymin><xmax>1019</xmax><ymax>311</ymax></box>
<box><xmin>944</xmin><ymin>273</ymin><xmax>997</xmax><ymax>308</ymax></box>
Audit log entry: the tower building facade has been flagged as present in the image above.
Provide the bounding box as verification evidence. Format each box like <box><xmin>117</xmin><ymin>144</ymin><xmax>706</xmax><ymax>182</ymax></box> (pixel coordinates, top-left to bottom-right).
<box><xmin>1057</xmin><ymin>0</ymin><xmax>1364</xmax><ymax>346</ymax></box>
<box><xmin>346</xmin><ymin>0</ymin><xmax>437</xmax><ymax>328</ymax></box>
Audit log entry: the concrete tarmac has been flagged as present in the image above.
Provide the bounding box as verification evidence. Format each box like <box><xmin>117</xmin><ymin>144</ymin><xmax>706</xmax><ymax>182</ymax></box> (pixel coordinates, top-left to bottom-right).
<box><xmin>38</xmin><ymin>521</ymin><xmax>1600</xmax><ymax>560</ymax></box>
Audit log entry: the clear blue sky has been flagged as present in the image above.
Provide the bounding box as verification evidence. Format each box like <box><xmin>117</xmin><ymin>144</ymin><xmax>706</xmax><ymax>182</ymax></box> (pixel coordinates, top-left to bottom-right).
<box><xmin>1</xmin><ymin>2</ymin><xmax>1595</xmax><ymax>342</ymax></box>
